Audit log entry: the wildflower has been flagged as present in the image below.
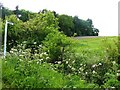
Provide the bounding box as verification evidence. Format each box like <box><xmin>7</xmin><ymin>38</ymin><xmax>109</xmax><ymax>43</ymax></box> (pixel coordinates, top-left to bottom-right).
<box><xmin>44</xmin><ymin>52</ymin><xmax>47</xmax><ymax>55</ymax></box>
<box><xmin>40</xmin><ymin>53</ymin><xmax>43</xmax><ymax>57</ymax></box>
<box><xmin>71</xmin><ymin>67</ymin><xmax>75</xmax><ymax>71</ymax></box>
<box><xmin>92</xmin><ymin>71</ymin><xmax>96</xmax><ymax>74</ymax></box>
<box><xmin>35</xmin><ymin>50</ymin><xmax>37</xmax><ymax>52</ymax></box>
<box><xmin>72</xmin><ymin>60</ymin><xmax>75</xmax><ymax>63</ymax></box>
<box><xmin>92</xmin><ymin>64</ymin><xmax>96</xmax><ymax>68</ymax></box>
<box><xmin>66</xmin><ymin>61</ymin><xmax>68</xmax><ymax>64</ymax></box>
<box><xmin>35</xmin><ymin>54</ymin><xmax>39</xmax><ymax>57</ymax></box>
<box><xmin>10</xmin><ymin>50</ymin><xmax>13</xmax><ymax>53</ymax></box>
<box><xmin>37</xmin><ymin>61</ymin><xmax>39</xmax><ymax>64</ymax></box>
<box><xmin>34</xmin><ymin>42</ymin><xmax>37</xmax><ymax>44</ymax></box>
<box><xmin>117</xmin><ymin>73</ymin><xmax>120</xmax><ymax>76</ymax></box>
<box><xmin>19</xmin><ymin>59</ymin><xmax>23</xmax><ymax>62</ymax></box>
<box><xmin>39</xmin><ymin>59</ymin><xmax>43</xmax><ymax>62</ymax></box>
<box><xmin>19</xmin><ymin>54</ymin><xmax>24</xmax><ymax>57</ymax></box>
<box><xmin>79</xmin><ymin>67</ymin><xmax>83</xmax><ymax>71</ymax></box>
<box><xmin>58</xmin><ymin>61</ymin><xmax>61</xmax><ymax>64</ymax></box>
<box><xmin>22</xmin><ymin>52</ymin><xmax>26</xmax><ymax>54</ymax></box>
<box><xmin>112</xmin><ymin>61</ymin><xmax>116</xmax><ymax>64</ymax></box>
<box><xmin>98</xmin><ymin>63</ymin><xmax>102</xmax><ymax>66</ymax></box>
<box><xmin>111</xmin><ymin>87</ymin><xmax>115</xmax><ymax>88</ymax></box>
<box><xmin>46</xmin><ymin>57</ymin><xmax>49</xmax><ymax>60</ymax></box>
<box><xmin>85</xmin><ymin>72</ymin><xmax>88</xmax><ymax>74</ymax></box>
<box><xmin>39</xmin><ymin>45</ymin><xmax>42</xmax><ymax>47</ymax></box>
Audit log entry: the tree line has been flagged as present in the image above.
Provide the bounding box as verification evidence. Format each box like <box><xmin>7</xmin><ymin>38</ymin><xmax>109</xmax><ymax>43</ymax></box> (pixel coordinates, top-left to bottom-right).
<box><xmin>0</xmin><ymin>5</ymin><xmax>99</xmax><ymax>36</ymax></box>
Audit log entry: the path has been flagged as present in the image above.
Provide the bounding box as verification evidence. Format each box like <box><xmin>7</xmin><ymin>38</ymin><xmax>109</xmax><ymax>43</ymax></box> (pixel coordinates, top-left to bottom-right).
<box><xmin>73</xmin><ymin>36</ymin><xmax>103</xmax><ymax>39</ymax></box>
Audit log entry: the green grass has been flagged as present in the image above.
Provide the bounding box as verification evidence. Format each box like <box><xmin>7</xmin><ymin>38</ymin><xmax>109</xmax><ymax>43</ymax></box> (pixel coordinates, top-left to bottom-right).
<box><xmin>73</xmin><ymin>36</ymin><xmax>117</xmax><ymax>52</ymax></box>
<box><xmin>72</xmin><ymin>36</ymin><xmax>118</xmax><ymax>64</ymax></box>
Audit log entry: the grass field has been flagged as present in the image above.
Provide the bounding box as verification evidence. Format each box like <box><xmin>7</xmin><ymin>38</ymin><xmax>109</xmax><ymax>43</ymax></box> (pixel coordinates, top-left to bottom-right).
<box><xmin>72</xmin><ymin>36</ymin><xmax>118</xmax><ymax>64</ymax></box>
<box><xmin>74</xmin><ymin>36</ymin><xmax>117</xmax><ymax>52</ymax></box>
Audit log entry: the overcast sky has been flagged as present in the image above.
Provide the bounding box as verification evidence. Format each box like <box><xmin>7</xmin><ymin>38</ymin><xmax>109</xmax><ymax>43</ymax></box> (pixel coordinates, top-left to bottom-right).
<box><xmin>0</xmin><ymin>0</ymin><xmax>119</xmax><ymax>36</ymax></box>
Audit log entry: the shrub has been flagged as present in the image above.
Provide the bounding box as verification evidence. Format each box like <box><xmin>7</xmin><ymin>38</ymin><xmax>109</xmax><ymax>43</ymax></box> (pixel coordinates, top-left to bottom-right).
<box><xmin>2</xmin><ymin>54</ymin><xmax>98</xmax><ymax>88</ymax></box>
<box><xmin>42</xmin><ymin>32</ymin><xmax>73</xmax><ymax>63</ymax></box>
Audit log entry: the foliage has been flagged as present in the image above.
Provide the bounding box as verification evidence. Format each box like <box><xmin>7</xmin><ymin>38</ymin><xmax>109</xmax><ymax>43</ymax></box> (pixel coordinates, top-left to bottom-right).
<box><xmin>1</xmin><ymin>7</ymin><xmax>14</xmax><ymax>20</ymax></box>
<box><xmin>22</xmin><ymin>10</ymin><xmax>59</xmax><ymax>45</ymax></box>
<box><xmin>58</xmin><ymin>14</ymin><xmax>74</xmax><ymax>36</ymax></box>
<box><xmin>2</xmin><ymin>10</ymin><xmax>59</xmax><ymax>52</ymax></box>
<box><xmin>42</xmin><ymin>32</ymin><xmax>73</xmax><ymax>63</ymax></box>
<box><xmin>2</xmin><ymin>15</ymin><xmax>24</xmax><ymax>51</ymax></box>
<box><xmin>1</xmin><ymin>5</ymin><xmax>118</xmax><ymax>88</ymax></box>
<box><xmin>2</xmin><ymin>55</ymin><xmax>98</xmax><ymax>88</ymax></box>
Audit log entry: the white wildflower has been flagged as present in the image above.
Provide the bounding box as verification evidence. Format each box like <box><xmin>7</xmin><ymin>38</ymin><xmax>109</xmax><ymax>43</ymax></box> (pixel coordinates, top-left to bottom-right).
<box><xmin>39</xmin><ymin>45</ymin><xmax>42</xmax><ymax>47</ymax></box>
<box><xmin>37</xmin><ymin>61</ymin><xmax>39</xmax><ymax>64</ymax></box>
<box><xmin>117</xmin><ymin>73</ymin><xmax>120</xmax><ymax>76</ymax></box>
<box><xmin>111</xmin><ymin>87</ymin><xmax>115</xmax><ymax>88</ymax></box>
<box><xmin>79</xmin><ymin>67</ymin><xmax>83</xmax><ymax>71</ymax></box>
<box><xmin>85</xmin><ymin>72</ymin><xmax>88</xmax><ymax>74</ymax></box>
<box><xmin>19</xmin><ymin>59</ymin><xmax>23</xmax><ymax>62</ymax></box>
<box><xmin>40</xmin><ymin>53</ymin><xmax>43</xmax><ymax>57</ymax></box>
<box><xmin>92</xmin><ymin>64</ymin><xmax>96</xmax><ymax>68</ymax></box>
<box><xmin>92</xmin><ymin>71</ymin><xmax>96</xmax><ymax>74</ymax></box>
<box><xmin>46</xmin><ymin>57</ymin><xmax>49</xmax><ymax>60</ymax></box>
<box><xmin>112</xmin><ymin>61</ymin><xmax>116</xmax><ymax>64</ymax></box>
<box><xmin>39</xmin><ymin>59</ymin><xmax>43</xmax><ymax>61</ymax></box>
<box><xmin>72</xmin><ymin>60</ymin><xmax>75</xmax><ymax>63</ymax></box>
<box><xmin>10</xmin><ymin>50</ymin><xmax>13</xmax><ymax>53</ymax></box>
<box><xmin>44</xmin><ymin>52</ymin><xmax>47</xmax><ymax>55</ymax></box>
<box><xmin>35</xmin><ymin>54</ymin><xmax>38</xmax><ymax>57</ymax></box>
<box><xmin>98</xmin><ymin>63</ymin><xmax>102</xmax><ymax>66</ymax></box>
<box><xmin>19</xmin><ymin>54</ymin><xmax>24</xmax><ymax>57</ymax></box>
<box><xmin>58</xmin><ymin>61</ymin><xmax>61</xmax><ymax>64</ymax></box>
<box><xmin>22</xmin><ymin>52</ymin><xmax>26</xmax><ymax>54</ymax></box>
<box><xmin>72</xmin><ymin>67</ymin><xmax>75</xmax><ymax>71</ymax></box>
<box><xmin>34</xmin><ymin>42</ymin><xmax>37</xmax><ymax>44</ymax></box>
<box><xmin>66</xmin><ymin>61</ymin><xmax>68</xmax><ymax>64</ymax></box>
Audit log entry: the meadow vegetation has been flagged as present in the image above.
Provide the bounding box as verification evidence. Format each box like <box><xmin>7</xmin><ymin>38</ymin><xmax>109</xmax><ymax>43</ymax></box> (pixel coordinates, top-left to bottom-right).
<box><xmin>1</xmin><ymin>9</ymin><xmax>120</xmax><ymax>88</ymax></box>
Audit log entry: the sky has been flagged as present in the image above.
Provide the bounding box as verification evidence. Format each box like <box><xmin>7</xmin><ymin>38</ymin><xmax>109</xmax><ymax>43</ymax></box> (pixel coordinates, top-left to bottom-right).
<box><xmin>0</xmin><ymin>0</ymin><xmax>119</xmax><ymax>36</ymax></box>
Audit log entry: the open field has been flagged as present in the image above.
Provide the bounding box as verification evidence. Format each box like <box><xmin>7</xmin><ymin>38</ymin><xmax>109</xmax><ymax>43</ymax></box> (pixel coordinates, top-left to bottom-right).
<box><xmin>73</xmin><ymin>36</ymin><xmax>117</xmax><ymax>52</ymax></box>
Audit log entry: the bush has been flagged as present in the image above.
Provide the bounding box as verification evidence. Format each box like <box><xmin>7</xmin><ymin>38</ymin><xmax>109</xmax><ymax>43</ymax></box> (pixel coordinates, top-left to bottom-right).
<box><xmin>2</xmin><ymin>55</ymin><xmax>98</xmax><ymax>88</ymax></box>
<box><xmin>2</xmin><ymin>11</ymin><xmax>59</xmax><ymax>52</ymax></box>
<box><xmin>42</xmin><ymin>32</ymin><xmax>73</xmax><ymax>63</ymax></box>
<box><xmin>2</xmin><ymin>55</ymin><xmax>64</xmax><ymax>88</ymax></box>
<box><xmin>2</xmin><ymin>15</ymin><xmax>24</xmax><ymax>51</ymax></box>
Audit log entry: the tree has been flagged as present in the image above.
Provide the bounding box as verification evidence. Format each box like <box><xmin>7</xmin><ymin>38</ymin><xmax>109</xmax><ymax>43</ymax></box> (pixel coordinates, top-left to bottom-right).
<box><xmin>23</xmin><ymin>10</ymin><xmax>59</xmax><ymax>45</ymax></box>
<box><xmin>2</xmin><ymin>15</ymin><xmax>24</xmax><ymax>51</ymax></box>
<box><xmin>58</xmin><ymin>14</ymin><xmax>74</xmax><ymax>36</ymax></box>
<box><xmin>73</xmin><ymin>16</ymin><xmax>82</xmax><ymax>36</ymax></box>
<box><xmin>93</xmin><ymin>28</ymin><xmax>99</xmax><ymax>36</ymax></box>
<box><xmin>1</xmin><ymin>6</ymin><xmax>14</xmax><ymax>20</ymax></box>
